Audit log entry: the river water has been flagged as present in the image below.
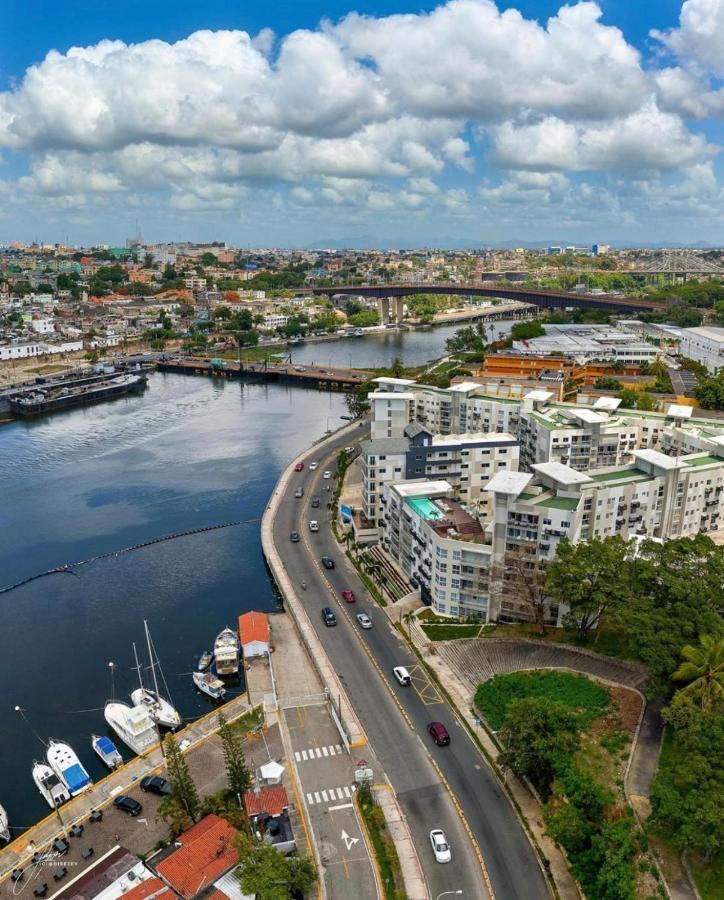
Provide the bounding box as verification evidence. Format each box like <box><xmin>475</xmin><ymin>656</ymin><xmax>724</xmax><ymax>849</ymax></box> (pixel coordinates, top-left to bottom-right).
<box><xmin>0</xmin><ymin>322</ymin><xmax>511</xmax><ymax>832</ymax></box>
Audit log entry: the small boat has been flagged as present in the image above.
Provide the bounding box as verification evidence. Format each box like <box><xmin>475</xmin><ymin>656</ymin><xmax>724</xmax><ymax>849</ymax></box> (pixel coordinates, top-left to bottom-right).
<box><xmin>0</xmin><ymin>804</ymin><xmax>10</xmax><ymax>844</ymax></box>
<box><xmin>91</xmin><ymin>734</ymin><xmax>123</xmax><ymax>769</ymax></box>
<box><xmin>130</xmin><ymin>625</ymin><xmax>182</xmax><ymax>729</ymax></box>
<box><xmin>193</xmin><ymin>671</ymin><xmax>226</xmax><ymax>700</ymax></box>
<box><xmin>104</xmin><ymin>701</ymin><xmax>159</xmax><ymax>755</ymax></box>
<box><xmin>214</xmin><ymin>627</ymin><xmax>240</xmax><ymax>676</ymax></box>
<box><xmin>32</xmin><ymin>761</ymin><xmax>70</xmax><ymax>808</ymax></box>
<box><xmin>46</xmin><ymin>740</ymin><xmax>92</xmax><ymax>797</ymax></box>
<box><xmin>197</xmin><ymin>650</ymin><xmax>213</xmax><ymax>671</ymax></box>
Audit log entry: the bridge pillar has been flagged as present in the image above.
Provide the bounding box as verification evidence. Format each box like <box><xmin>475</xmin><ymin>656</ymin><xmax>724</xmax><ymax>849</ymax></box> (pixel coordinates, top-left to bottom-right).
<box><xmin>378</xmin><ymin>297</ymin><xmax>390</xmax><ymax>325</ymax></box>
<box><xmin>394</xmin><ymin>298</ymin><xmax>404</xmax><ymax>325</ymax></box>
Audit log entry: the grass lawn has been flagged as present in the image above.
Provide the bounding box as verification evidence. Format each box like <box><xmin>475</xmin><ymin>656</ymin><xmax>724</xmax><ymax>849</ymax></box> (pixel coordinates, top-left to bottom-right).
<box><xmin>421</xmin><ymin>623</ymin><xmax>482</xmax><ymax>640</ymax></box>
<box><xmin>689</xmin><ymin>852</ymin><xmax>724</xmax><ymax>900</ymax></box>
<box><xmin>475</xmin><ymin>670</ymin><xmax>610</xmax><ymax>731</ymax></box>
<box><xmin>356</xmin><ymin>790</ymin><xmax>405</xmax><ymax>900</ymax></box>
<box><xmin>227</xmin><ymin>705</ymin><xmax>264</xmax><ymax>737</ymax></box>
<box><xmin>480</xmin><ymin>621</ymin><xmax>638</xmax><ymax>661</ymax></box>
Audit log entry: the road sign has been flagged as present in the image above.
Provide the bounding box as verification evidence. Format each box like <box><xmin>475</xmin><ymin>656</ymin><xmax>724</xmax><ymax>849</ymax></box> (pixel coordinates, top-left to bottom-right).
<box><xmin>356</xmin><ymin>759</ymin><xmax>368</xmax><ymax>768</ymax></box>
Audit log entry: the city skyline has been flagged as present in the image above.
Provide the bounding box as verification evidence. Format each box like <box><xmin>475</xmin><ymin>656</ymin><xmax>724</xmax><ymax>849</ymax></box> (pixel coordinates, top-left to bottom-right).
<box><xmin>1</xmin><ymin>0</ymin><xmax>723</xmax><ymax>246</ymax></box>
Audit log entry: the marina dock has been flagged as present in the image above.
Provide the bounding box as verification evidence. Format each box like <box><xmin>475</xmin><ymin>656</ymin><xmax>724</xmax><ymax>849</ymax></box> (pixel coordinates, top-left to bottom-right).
<box><xmin>157</xmin><ymin>357</ymin><xmax>370</xmax><ymax>389</ymax></box>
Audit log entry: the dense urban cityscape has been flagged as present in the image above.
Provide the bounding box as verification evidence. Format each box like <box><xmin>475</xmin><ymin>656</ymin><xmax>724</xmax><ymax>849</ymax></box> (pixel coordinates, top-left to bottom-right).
<box><xmin>1</xmin><ymin>2</ymin><xmax>723</xmax><ymax>900</ymax></box>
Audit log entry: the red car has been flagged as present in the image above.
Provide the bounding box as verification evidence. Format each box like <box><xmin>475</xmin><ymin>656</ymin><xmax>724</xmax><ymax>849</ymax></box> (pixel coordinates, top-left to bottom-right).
<box><xmin>341</xmin><ymin>589</ymin><xmax>356</xmax><ymax>603</ymax></box>
<box><xmin>294</xmin><ymin>462</ymin><xmax>304</xmax><ymax>472</ymax></box>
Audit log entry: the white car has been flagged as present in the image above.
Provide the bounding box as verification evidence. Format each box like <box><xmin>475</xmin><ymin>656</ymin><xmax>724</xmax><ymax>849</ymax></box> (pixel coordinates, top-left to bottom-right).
<box><xmin>309</xmin><ymin>520</ymin><xmax>319</xmax><ymax>532</ymax></box>
<box><xmin>392</xmin><ymin>666</ymin><xmax>411</xmax><ymax>686</ymax></box>
<box><xmin>356</xmin><ymin>613</ymin><xmax>373</xmax><ymax>629</ymax></box>
<box><xmin>323</xmin><ymin>470</ymin><xmax>332</xmax><ymax>479</ymax></box>
<box><xmin>430</xmin><ymin>829</ymin><xmax>451</xmax><ymax>864</ymax></box>
<box><xmin>309</xmin><ymin>461</ymin><xmax>318</xmax><ymax>470</ymax></box>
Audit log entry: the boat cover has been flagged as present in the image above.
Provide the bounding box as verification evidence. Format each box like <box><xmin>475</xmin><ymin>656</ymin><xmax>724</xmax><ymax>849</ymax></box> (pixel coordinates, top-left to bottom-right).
<box><xmin>64</xmin><ymin>763</ymin><xmax>90</xmax><ymax>793</ymax></box>
<box><xmin>95</xmin><ymin>736</ymin><xmax>117</xmax><ymax>755</ymax></box>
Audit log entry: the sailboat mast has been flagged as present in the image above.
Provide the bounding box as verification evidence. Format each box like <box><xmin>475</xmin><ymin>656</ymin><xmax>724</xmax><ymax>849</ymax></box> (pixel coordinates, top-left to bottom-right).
<box><xmin>132</xmin><ymin>642</ymin><xmax>144</xmax><ymax>691</ymax></box>
<box><xmin>145</xmin><ymin>620</ymin><xmax>161</xmax><ymax>698</ymax></box>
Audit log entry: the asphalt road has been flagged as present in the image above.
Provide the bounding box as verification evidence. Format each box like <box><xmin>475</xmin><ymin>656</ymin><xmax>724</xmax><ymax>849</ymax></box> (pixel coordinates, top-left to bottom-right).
<box><xmin>273</xmin><ymin>426</ymin><xmax>550</xmax><ymax>900</ymax></box>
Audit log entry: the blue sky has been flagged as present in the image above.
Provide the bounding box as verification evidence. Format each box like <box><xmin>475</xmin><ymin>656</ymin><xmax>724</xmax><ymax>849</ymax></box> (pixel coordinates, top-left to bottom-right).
<box><xmin>0</xmin><ymin>0</ymin><xmax>722</xmax><ymax>246</ymax></box>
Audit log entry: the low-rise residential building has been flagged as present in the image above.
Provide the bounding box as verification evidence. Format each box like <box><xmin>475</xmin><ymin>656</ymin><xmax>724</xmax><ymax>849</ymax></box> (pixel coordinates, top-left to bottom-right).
<box><xmin>511</xmin><ymin>324</ymin><xmax>660</xmax><ymax>364</ymax></box>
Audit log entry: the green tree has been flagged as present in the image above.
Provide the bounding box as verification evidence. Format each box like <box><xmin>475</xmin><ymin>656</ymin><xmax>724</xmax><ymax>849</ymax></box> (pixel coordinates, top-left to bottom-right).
<box><xmin>499</xmin><ymin>697</ymin><xmax>580</xmax><ymax>797</ymax></box>
<box><xmin>218</xmin><ymin>712</ymin><xmax>253</xmax><ymax>799</ymax></box>
<box><xmin>696</xmin><ymin>371</ymin><xmax>724</xmax><ymax>410</ymax></box>
<box><xmin>673</xmin><ymin>635</ymin><xmax>724</xmax><ymax>710</ymax></box>
<box><xmin>236</xmin><ymin>835</ymin><xmax>317</xmax><ymax>900</ymax></box>
<box><xmin>390</xmin><ymin>356</ymin><xmax>405</xmax><ymax>378</ymax></box>
<box><xmin>593</xmin><ymin>376</ymin><xmax>623</xmax><ymax>391</ymax></box>
<box><xmin>511</xmin><ymin>319</ymin><xmax>545</xmax><ymax>341</ymax></box>
<box><xmin>546</xmin><ymin>537</ymin><xmax>633</xmax><ymax>640</ymax></box>
<box><xmin>163</xmin><ymin>733</ymin><xmax>201</xmax><ymax>823</ymax></box>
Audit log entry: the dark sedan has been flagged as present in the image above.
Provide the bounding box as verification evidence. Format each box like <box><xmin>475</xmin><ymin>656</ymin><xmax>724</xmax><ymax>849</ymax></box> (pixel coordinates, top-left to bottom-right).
<box><xmin>321</xmin><ymin>556</ymin><xmax>335</xmax><ymax>570</ymax></box>
<box><xmin>140</xmin><ymin>775</ymin><xmax>171</xmax><ymax>796</ymax></box>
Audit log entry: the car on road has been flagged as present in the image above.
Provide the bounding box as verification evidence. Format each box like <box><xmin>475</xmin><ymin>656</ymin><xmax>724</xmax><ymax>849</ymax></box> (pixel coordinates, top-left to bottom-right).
<box><xmin>323</xmin><ymin>470</ymin><xmax>332</xmax><ymax>479</ymax></box>
<box><xmin>309</xmin><ymin>520</ymin><xmax>319</xmax><ymax>532</ymax></box>
<box><xmin>430</xmin><ymin>829</ymin><xmax>451</xmax><ymax>863</ymax></box>
<box><xmin>294</xmin><ymin>462</ymin><xmax>304</xmax><ymax>472</ymax></box>
<box><xmin>344</xmin><ymin>446</ymin><xmax>355</xmax><ymax>454</ymax></box>
<box><xmin>294</xmin><ymin>487</ymin><xmax>304</xmax><ymax>498</ymax></box>
<box><xmin>321</xmin><ymin>556</ymin><xmax>335</xmax><ymax>570</ymax></box>
<box><xmin>309</xmin><ymin>461</ymin><xmax>318</xmax><ymax>470</ymax></box>
<box><xmin>393</xmin><ymin>666</ymin><xmax>412</xmax><ymax>686</ymax></box>
<box><xmin>341</xmin><ymin>589</ymin><xmax>356</xmax><ymax>603</ymax></box>
<box><xmin>290</xmin><ymin>531</ymin><xmax>300</xmax><ymax>543</ymax></box>
<box><xmin>113</xmin><ymin>795</ymin><xmax>143</xmax><ymax>816</ymax></box>
<box><xmin>140</xmin><ymin>776</ymin><xmax>171</xmax><ymax>796</ymax></box>
<box><xmin>356</xmin><ymin>613</ymin><xmax>373</xmax><ymax>629</ymax></box>
<box><xmin>321</xmin><ymin>607</ymin><xmax>337</xmax><ymax>626</ymax></box>
<box><xmin>428</xmin><ymin>721</ymin><xmax>450</xmax><ymax>746</ymax></box>
<box><xmin>311</xmin><ymin>497</ymin><xmax>320</xmax><ymax>508</ymax></box>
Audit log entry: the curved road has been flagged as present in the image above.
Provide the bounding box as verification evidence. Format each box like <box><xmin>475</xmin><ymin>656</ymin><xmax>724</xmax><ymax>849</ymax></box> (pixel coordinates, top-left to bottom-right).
<box><xmin>272</xmin><ymin>425</ymin><xmax>549</xmax><ymax>900</ymax></box>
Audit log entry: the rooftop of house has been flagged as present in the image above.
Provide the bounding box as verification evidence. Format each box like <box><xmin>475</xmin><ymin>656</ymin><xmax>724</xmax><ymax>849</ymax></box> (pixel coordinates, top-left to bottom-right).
<box><xmin>244</xmin><ymin>785</ymin><xmax>290</xmax><ymax>819</ymax></box>
<box><xmin>238</xmin><ymin>611</ymin><xmax>270</xmax><ymax>646</ymax></box>
<box><xmin>155</xmin><ymin>815</ymin><xmax>238</xmax><ymax>900</ymax></box>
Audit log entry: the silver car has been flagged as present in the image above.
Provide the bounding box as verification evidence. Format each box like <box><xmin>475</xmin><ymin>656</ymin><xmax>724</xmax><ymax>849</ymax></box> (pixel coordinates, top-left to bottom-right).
<box><xmin>356</xmin><ymin>613</ymin><xmax>373</xmax><ymax>629</ymax></box>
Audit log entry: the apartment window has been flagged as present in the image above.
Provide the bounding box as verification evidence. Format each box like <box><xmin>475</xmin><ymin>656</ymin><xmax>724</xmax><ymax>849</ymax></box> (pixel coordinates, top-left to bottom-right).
<box><xmin>452</xmin><ymin>550</ymin><xmax>461</xmax><ymax>560</ymax></box>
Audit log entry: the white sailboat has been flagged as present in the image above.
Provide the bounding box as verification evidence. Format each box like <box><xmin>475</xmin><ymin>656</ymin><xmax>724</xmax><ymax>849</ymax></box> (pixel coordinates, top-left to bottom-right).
<box><xmin>0</xmin><ymin>804</ymin><xmax>10</xmax><ymax>844</ymax></box>
<box><xmin>104</xmin><ymin>701</ymin><xmax>159</xmax><ymax>755</ymax></box>
<box><xmin>46</xmin><ymin>739</ymin><xmax>92</xmax><ymax>797</ymax></box>
<box><xmin>214</xmin><ymin>627</ymin><xmax>240</xmax><ymax>676</ymax></box>
<box><xmin>32</xmin><ymin>761</ymin><xmax>70</xmax><ymax>808</ymax></box>
<box><xmin>131</xmin><ymin>625</ymin><xmax>181</xmax><ymax>729</ymax></box>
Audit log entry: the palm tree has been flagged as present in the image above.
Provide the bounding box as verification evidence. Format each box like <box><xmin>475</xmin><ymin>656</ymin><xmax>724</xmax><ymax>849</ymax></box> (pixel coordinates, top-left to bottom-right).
<box><xmin>342</xmin><ymin>531</ymin><xmax>354</xmax><ymax>554</ymax></box>
<box><xmin>673</xmin><ymin>635</ymin><xmax>724</xmax><ymax>710</ymax></box>
<box><xmin>402</xmin><ymin>611</ymin><xmax>416</xmax><ymax>641</ymax></box>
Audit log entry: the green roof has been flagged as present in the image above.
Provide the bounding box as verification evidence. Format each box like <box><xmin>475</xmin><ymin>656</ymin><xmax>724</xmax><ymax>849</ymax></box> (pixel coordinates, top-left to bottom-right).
<box><xmin>589</xmin><ymin>468</ymin><xmax>650</xmax><ymax>483</ymax></box>
<box><xmin>518</xmin><ymin>492</ymin><xmax>537</xmax><ymax>501</ymax></box>
<box><xmin>534</xmin><ymin>495</ymin><xmax>580</xmax><ymax>511</ymax></box>
<box><xmin>685</xmin><ymin>454</ymin><xmax>722</xmax><ymax>467</ymax></box>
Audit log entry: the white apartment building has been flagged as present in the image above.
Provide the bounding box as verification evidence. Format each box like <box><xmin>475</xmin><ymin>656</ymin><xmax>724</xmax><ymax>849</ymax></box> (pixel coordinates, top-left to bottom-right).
<box><xmin>263</xmin><ymin>313</ymin><xmax>290</xmax><ymax>330</ymax></box>
<box><xmin>679</xmin><ymin>326</ymin><xmax>724</xmax><ymax>373</ymax></box>
<box><xmin>30</xmin><ymin>317</ymin><xmax>55</xmax><ymax>334</ymax></box>
<box><xmin>184</xmin><ymin>277</ymin><xmax>207</xmax><ymax>292</ymax></box>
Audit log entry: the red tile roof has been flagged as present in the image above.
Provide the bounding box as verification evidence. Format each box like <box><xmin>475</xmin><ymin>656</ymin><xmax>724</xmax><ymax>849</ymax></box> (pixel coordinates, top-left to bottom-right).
<box><xmin>123</xmin><ymin>875</ymin><xmax>175</xmax><ymax>899</ymax></box>
<box><xmin>156</xmin><ymin>815</ymin><xmax>238</xmax><ymax>900</ymax></box>
<box><xmin>244</xmin><ymin>785</ymin><xmax>289</xmax><ymax>818</ymax></box>
<box><xmin>238</xmin><ymin>611</ymin><xmax>270</xmax><ymax>646</ymax></box>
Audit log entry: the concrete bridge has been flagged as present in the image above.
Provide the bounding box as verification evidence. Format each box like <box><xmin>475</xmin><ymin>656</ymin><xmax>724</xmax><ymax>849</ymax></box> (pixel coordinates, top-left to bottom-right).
<box><xmin>311</xmin><ymin>282</ymin><xmax>666</xmax><ymax>324</ymax></box>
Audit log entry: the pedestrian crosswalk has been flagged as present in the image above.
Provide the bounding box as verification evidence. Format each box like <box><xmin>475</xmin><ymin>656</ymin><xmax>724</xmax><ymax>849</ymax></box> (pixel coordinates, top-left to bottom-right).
<box><xmin>295</xmin><ymin>744</ymin><xmax>344</xmax><ymax>762</ymax></box>
<box><xmin>306</xmin><ymin>785</ymin><xmax>353</xmax><ymax>806</ymax></box>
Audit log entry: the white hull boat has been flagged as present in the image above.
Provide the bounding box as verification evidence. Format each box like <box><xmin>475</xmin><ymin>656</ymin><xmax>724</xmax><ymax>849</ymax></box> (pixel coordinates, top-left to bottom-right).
<box><xmin>46</xmin><ymin>740</ymin><xmax>92</xmax><ymax>797</ymax></box>
<box><xmin>131</xmin><ymin>622</ymin><xmax>182</xmax><ymax>729</ymax></box>
<box><xmin>32</xmin><ymin>761</ymin><xmax>70</xmax><ymax>808</ymax></box>
<box><xmin>193</xmin><ymin>671</ymin><xmax>226</xmax><ymax>700</ymax></box>
<box><xmin>91</xmin><ymin>734</ymin><xmax>123</xmax><ymax>769</ymax></box>
<box><xmin>214</xmin><ymin>627</ymin><xmax>240</xmax><ymax>676</ymax></box>
<box><xmin>104</xmin><ymin>701</ymin><xmax>159</xmax><ymax>755</ymax></box>
<box><xmin>198</xmin><ymin>650</ymin><xmax>213</xmax><ymax>671</ymax></box>
<box><xmin>0</xmin><ymin>804</ymin><xmax>10</xmax><ymax>844</ymax></box>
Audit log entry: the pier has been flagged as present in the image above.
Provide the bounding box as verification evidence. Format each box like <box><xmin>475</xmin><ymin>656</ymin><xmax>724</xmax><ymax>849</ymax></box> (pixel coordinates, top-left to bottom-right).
<box><xmin>157</xmin><ymin>357</ymin><xmax>369</xmax><ymax>389</ymax></box>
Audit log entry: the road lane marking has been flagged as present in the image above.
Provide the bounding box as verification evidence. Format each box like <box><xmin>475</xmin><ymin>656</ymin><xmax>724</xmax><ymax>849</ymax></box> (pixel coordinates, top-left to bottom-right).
<box><xmin>328</xmin><ymin>802</ymin><xmax>353</xmax><ymax>811</ymax></box>
<box><xmin>307</xmin><ymin>792</ymin><xmax>314</xmax><ymax>804</ymax></box>
<box><xmin>314</xmin><ymin>791</ymin><xmax>321</xmax><ymax>804</ymax></box>
<box><xmin>321</xmin><ymin>790</ymin><xmax>329</xmax><ymax>802</ymax></box>
<box><xmin>343</xmin><ymin>786</ymin><xmax>351</xmax><ymax>798</ymax></box>
<box><xmin>322</xmin><ymin>746</ymin><xmax>329</xmax><ymax>756</ymax></box>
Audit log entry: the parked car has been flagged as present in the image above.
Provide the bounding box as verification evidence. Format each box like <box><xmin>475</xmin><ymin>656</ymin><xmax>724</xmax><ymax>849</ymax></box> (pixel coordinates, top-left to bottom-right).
<box><xmin>393</xmin><ymin>666</ymin><xmax>411</xmax><ymax>686</ymax></box>
<box><xmin>323</xmin><ymin>470</ymin><xmax>332</xmax><ymax>479</ymax></box>
<box><xmin>294</xmin><ymin>487</ymin><xmax>304</xmax><ymax>498</ymax></box>
<box><xmin>430</xmin><ymin>829</ymin><xmax>451</xmax><ymax>864</ymax></box>
<box><xmin>321</xmin><ymin>607</ymin><xmax>337</xmax><ymax>626</ymax></box>
<box><xmin>290</xmin><ymin>531</ymin><xmax>300</xmax><ymax>543</ymax></box>
<box><xmin>309</xmin><ymin>461</ymin><xmax>319</xmax><ymax>470</ymax></box>
<box><xmin>311</xmin><ymin>497</ymin><xmax>320</xmax><ymax>508</ymax></box>
<box><xmin>344</xmin><ymin>446</ymin><xmax>355</xmax><ymax>454</ymax></box>
<box><xmin>341</xmin><ymin>589</ymin><xmax>356</xmax><ymax>603</ymax></box>
<box><xmin>309</xmin><ymin>520</ymin><xmax>319</xmax><ymax>532</ymax></box>
<box><xmin>428</xmin><ymin>721</ymin><xmax>450</xmax><ymax>746</ymax></box>
<box><xmin>113</xmin><ymin>796</ymin><xmax>142</xmax><ymax>816</ymax></box>
<box><xmin>140</xmin><ymin>776</ymin><xmax>171</xmax><ymax>796</ymax></box>
<box><xmin>356</xmin><ymin>613</ymin><xmax>373</xmax><ymax>629</ymax></box>
<box><xmin>321</xmin><ymin>556</ymin><xmax>335</xmax><ymax>570</ymax></box>
<box><xmin>294</xmin><ymin>462</ymin><xmax>304</xmax><ymax>472</ymax></box>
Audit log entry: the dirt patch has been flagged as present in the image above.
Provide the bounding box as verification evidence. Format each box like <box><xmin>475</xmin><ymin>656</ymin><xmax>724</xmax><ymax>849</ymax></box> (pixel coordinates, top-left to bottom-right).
<box><xmin>611</xmin><ymin>686</ymin><xmax>643</xmax><ymax>733</ymax></box>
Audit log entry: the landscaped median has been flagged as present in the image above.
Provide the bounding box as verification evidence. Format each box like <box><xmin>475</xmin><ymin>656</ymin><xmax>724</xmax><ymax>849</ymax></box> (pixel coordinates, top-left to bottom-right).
<box><xmin>355</xmin><ymin>783</ymin><xmax>406</xmax><ymax>900</ymax></box>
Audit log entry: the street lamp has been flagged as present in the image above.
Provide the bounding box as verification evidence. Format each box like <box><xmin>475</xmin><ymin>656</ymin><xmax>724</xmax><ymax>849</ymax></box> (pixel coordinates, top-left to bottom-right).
<box><xmin>436</xmin><ymin>892</ymin><xmax>463</xmax><ymax>900</ymax></box>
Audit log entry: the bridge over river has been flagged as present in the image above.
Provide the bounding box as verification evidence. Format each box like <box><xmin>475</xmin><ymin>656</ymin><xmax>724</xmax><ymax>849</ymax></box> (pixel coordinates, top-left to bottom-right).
<box><xmin>312</xmin><ymin>282</ymin><xmax>666</xmax><ymax>325</ymax></box>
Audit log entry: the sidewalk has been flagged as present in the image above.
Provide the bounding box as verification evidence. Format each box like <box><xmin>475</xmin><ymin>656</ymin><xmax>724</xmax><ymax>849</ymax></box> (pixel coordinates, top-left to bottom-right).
<box><xmin>373</xmin><ymin>784</ymin><xmax>428</xmax><ymax>900</ymax></box>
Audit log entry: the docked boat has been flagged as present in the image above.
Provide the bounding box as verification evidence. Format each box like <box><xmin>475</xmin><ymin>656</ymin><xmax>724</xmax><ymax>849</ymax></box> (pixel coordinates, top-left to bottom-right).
<box><xmin>0</xmin><ymin>804</ymin><xmax>10</xmax><ymax>844</ymax></box>
<box><xmin>91</xmin><ymin>734</ymin><xmax>123</xmax><ymax>769</ymax></box>
<box><xmin>192</xmin><ymin>671</ymin><xmax>226</xmax><ymax>700</ymax></box>
<box><xmin>104</xmin><ymin>701</ymin><xmax>159</xmax><ymax>755</ymax></box>
<box><xmin>46</xmin><ymin>740</ymin><xmax>92</xmax><ymax>797</ymax></box>
<box><xmin>197</xmin><ymin>650</ymin><xmax>213</xmax><ymax>671</ymax></box>
<box><xmin>9</xmin><ymin>373</ymin><xmax>147</xmax><ymax>417</ymax></box>
<box><xmin>131</xmin><ymin>624</ymin><xmax>181</xmax><ymax>729</ymax></box>
<box><xmin>32</xmin><ymin>761</ymin><xmax>70</xmax><ymax>808</ymax></box>
<box><xmin>214</xmin><ymin>627</ymin><xmax>240</xmax><ymax>676</ymax></box>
